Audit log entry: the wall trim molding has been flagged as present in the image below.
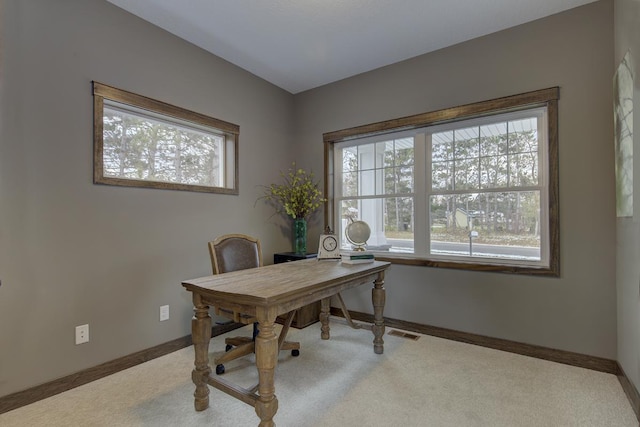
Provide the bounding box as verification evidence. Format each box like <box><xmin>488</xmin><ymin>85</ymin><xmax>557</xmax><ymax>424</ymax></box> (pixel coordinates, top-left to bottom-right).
<box><xmin>0</xmin><ymin>322</ymin><xmax>243</xmax><ymax>415</ymax></box>
<box><xmin>330</xmin><ymin>308</ymin><xmax>618</xmax><ymax>372</ymax></box>
<box><xmin>2</xmin><ymin>313</ymin><xmax>638</xmax><ymax>423</ymax></box>
<box><xmin>617</xmin><ymin>362</ymin><xmax>640</xmax><ymax>421</ymax></box>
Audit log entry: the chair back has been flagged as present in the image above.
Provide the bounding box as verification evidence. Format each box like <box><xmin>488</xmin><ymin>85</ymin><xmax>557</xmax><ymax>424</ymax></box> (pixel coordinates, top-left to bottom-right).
<box><xmin>208</xmin><ymin>234</ymin><xmax>263</xmax><ymax>274</ymax></box>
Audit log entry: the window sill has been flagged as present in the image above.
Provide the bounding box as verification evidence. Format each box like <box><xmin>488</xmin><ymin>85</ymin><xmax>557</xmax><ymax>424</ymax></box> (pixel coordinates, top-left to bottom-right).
<box><xmin>374</xmin><ymin>254</ymin><xmax>559</xmax><ymax>276</ymax></box>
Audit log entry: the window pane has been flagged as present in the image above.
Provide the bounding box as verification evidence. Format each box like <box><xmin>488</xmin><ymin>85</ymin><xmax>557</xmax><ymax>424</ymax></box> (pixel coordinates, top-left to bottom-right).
<box><xmin>395</xmin><ymin>138</ymin><xmax>414</xmax><ymax>166</ymax></box>
<box><xmin>359</xmin><ymin>169</ymin><xmax>376</xmax><ymax>196</ymax></box>
<box><xmin>432</xmin><ymin>131</ymin><xmax>453</xmax><ymax>162</ymax></box>
<box><xmin>454</xmin><ymin>158</ymin><xmax>479</xmax><ymax>190</ymax></box>
<box><xmin>429</xmin><ymin>191</ymin><xmax>541</xmax><ymax>260</ymax></box>
<box><xmin>343</xmin><ymin>146</ymin><xmax>358</xmax><ymax>172</ymax></box>
<box><xmin>103</xmin><ymin>107</ymin><xmax>223</xmax><ymax>186</ymax></box>
<box><xmin>480</xmin><ymin>155</ymin><xmax>508</xmax><ymax>189</ymax></box>
<box><xmin>340</xmin><ymin>199</ymin><xmax>360</xmax><ymax>223</ymax></box>
<box><xmin>385</xmin><ymin>196</ymin><xmax>414</xmax><ymax>231</ymax></box>
<box><xmin>384</xmin><ymin>196</ymin><xmax>415</xmax><ymax>253</ymax></box>
<box><xmin>480</xmin><ymin>123</ymin><xmax>508</xmax><ymax>156</ymax></box>
<box><xmin>432</xmin><ymin>161</ymin><xmax>453</xmax><ymax>190</ymax></box>
<box><xmin>340</xmin><ymin>198</ymin><xmax>388</xmax><ymax>249</ymax></box>
<box><xmin>508</xmin><ymin>117</ymin><xmax>538</xmax><ymax>186</ymax></box>
<box><xmin>430</xmin><ymin>194</ymin><xmax>473</xmax><ymax>256</ymax></box>
<box><xmin>454</xmin><ymin>127</ymin><xmax>479</xmax><ymax>159</ymax></box>
<box><xmin>339</xmin><ymin>198</ymin><xmax>414</xmax><ymax>253</ymax></box>
<box><xmin>382</xmin><ymin>140</ymin><xmax>395</xmax><ymax>168</ymax></box>
<box><xmin>510</xmin><ymin>153</ymin><xmax>538</xmax><ymax>186</ymax></box>
<box><xmin>508</xmin><ymin>118</ymin><xmax>538</xmax><ymax>155</ymax></box>
<box><xmin>385</xmin><ymin>166</ymin><xmax>414</xmax><ymax>194</ymax></box>
<box><xmin>342</xmin><ymin>171</ymin><xmax>358</xmax><ymax>197</ymax></box>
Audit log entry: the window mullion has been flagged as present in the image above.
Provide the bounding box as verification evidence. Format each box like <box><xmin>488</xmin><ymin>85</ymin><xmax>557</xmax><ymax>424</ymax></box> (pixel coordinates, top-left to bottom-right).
<box><xmin>415</xmin><ymin>133</ymin><xmax>428</xmax><ymax>255</ymax></box>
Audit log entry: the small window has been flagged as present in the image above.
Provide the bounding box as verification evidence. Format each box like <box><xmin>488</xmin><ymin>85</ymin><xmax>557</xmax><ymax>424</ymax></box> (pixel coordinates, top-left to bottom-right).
<box><xmin>93</xmin><ymin>82</ymin><xmax>239</xmax><ymax>194</ymax></box>
<box><xmin>324</xmin><ymin>88</ymin><xmax>559</xmax><ymax>275</ymax></box>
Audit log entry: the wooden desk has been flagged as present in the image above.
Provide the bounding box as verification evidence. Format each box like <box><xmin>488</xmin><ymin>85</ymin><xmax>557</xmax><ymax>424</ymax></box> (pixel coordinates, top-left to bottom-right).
<box><xmin>273</xmin><ymin>252</ymin><xmax>320</xmax><ymax>329</ymax></box>
<box><xmin>182</xmin><ymin>259</ymin><xmax>390</xmax><ymax>427</ymax></box>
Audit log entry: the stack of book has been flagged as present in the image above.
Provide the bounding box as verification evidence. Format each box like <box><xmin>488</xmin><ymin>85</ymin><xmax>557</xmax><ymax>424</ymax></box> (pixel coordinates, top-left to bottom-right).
<box><xmin>341</xmin><ymin>250</ymin><xmax>375</xmax><ymax>264</ymax></box>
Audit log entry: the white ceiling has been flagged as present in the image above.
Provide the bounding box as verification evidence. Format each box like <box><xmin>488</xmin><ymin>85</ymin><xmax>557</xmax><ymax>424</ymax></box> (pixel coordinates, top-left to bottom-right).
<box><xmin>106</xmin><ymin>0</ymin><xmax>597</xmax><ymax>94</ymax></box>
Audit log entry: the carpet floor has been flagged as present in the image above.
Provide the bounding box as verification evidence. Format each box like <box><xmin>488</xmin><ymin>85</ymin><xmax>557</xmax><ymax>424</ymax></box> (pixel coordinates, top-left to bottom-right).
<box><xmin>0</xmin><ymin>318</ymin><xmax>636</xmax><ymax>426</ymax></box>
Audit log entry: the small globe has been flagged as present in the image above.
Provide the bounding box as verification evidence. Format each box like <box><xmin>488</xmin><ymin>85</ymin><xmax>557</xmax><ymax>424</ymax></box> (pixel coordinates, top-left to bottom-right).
<box><xmin>345</xmin><ymin>220</ymin><xmax>371</xmax><ymax>250</ymax></box>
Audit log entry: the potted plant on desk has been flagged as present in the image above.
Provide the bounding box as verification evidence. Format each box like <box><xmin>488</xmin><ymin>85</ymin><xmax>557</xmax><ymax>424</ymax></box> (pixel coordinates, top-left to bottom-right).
<box><xmin>259</xmin><ymin>163</ymin><xmax>326</xmax><ymax>254</ymax></box>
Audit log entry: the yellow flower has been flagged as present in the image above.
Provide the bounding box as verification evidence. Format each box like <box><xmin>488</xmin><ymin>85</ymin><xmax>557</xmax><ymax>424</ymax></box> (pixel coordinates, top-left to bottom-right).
<box><xmin>260</xmin><ymin>163</ymin><xmax>326</xmax><ymax>220</ymax></box>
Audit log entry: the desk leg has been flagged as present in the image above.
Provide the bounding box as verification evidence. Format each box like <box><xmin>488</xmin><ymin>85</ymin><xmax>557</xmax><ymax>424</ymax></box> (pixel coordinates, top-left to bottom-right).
<box><xmin>191</xmin><ymin>293</ymin><xmax>212</xmax><ymax>411</ymax></box>
<box><xmin>372</xmin><ymin>271</ymin><xmax>386</xmax><ymax>354</ymax></box>
<box><xmin>320</xmin><ymin>297</ymin><xmax>331</xmax><ymax>340</ymax></box>
<box><xmin>255</xmin><ymin>316</ymin><xmax>278</xmax><ymax>427</ymax></box>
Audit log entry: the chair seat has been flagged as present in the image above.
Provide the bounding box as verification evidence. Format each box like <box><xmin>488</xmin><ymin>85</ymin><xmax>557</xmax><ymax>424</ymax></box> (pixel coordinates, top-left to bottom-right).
<box><xmin>208</xmin><ymin>234</ymin><xmax>301</xmax><ymax>375</ymax></box>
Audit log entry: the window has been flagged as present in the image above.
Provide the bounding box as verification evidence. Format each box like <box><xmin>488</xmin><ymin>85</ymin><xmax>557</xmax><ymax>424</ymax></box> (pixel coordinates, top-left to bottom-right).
<box><xmin>324</xmin><ymin>88</ymin><xmax>559</xmax><ymax>275</ymax></box>
<box><xmin>93</xmin><ymin>82</ymin><xmax>239</xmax><ymax>194</ymax></box>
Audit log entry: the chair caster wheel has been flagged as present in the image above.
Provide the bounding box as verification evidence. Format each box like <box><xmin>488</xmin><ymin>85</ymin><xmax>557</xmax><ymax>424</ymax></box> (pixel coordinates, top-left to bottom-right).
<box><xmin>225</xmin><ymin>344</ymin><xmax>233</xmax><ymax>352</ymax></box>
<box><xmin>291</xmin><ymin>349</ymin><xmax>300</xmax><ymax>357</ymax></box>
<box><xmin>216</xmin><ymin>364</ymin><xmax>225</xmax><ymax>375</ymax></box>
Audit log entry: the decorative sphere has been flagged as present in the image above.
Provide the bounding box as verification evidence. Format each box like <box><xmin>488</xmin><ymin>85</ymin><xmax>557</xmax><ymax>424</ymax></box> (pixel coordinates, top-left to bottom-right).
<box><xmin>345</xmin><ymin>221</ymin><xmax>371</xmax><ymax>247</ymax></box>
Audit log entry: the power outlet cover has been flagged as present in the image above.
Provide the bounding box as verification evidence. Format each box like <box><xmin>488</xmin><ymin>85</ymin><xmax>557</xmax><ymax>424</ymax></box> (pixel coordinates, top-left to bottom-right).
<box><xmin>75</xmin><ymin>324</ymin><xmax>89</xmax><ymax>345</ymax></box>
<box><xmin>160</xmin><ymin>305</ymin><xmax>169</xmax><ymax>321</ymax></box>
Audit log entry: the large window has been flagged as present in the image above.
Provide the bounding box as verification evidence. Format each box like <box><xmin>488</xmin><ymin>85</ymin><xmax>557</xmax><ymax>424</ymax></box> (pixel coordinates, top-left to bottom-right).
<box><xmin>93</xmin><ymin>82</ymin><xmax>239</xmax><ymax>194</ymax></box>
<box><xmin>324</xmin><ymin>88</ymin><xmax>559</xmax><ymax>275</ymax></box>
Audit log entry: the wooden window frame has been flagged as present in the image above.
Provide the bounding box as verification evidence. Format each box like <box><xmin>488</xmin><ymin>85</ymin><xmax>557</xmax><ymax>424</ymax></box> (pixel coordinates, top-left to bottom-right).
<box><xmin>93</xmin><ymin>81</ymin><xmax>239</xmax><ymax>195</ymax></box>
<box><xmin>323</xmin><ymin>87</ymin><xmax>559</xmax><ymax>276</ymax></box>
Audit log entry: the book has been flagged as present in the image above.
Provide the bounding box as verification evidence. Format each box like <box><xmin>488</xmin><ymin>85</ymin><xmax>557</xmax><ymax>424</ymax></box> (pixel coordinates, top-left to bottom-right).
<box><xmin>341</xmin><ymin>257</ymin><xmax>375</xmax><ymax>264</ymax></box>
<box><xmin>340</xmin><ymin>250</ymin><xmax>374</xmax><ymax>259</ymax></box>
<box><xmin>341</xmin><ymin>250</ymin><xmax>375</xmax><ymax>264</ymax></box>
<box><xmin>344</xmin><ymin>254</ymin><xmax>374</xmax><ymax>260</ymax></box>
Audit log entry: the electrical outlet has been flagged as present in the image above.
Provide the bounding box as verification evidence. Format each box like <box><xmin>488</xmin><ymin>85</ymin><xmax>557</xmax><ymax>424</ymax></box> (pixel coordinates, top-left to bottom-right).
<box><xmin>75</xmin><ymin>324</ymin><xmax>89</xmax><ymax>345</ymax></box>
<box><xmin>160</xmin><ymin>305</ymin><xmax>169</xmax><ymax>321</ymax></box>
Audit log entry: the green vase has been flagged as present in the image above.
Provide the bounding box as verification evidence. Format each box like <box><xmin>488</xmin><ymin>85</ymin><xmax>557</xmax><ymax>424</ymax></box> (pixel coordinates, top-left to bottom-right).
<box><xmin>293</xmin><ymin>218</ymin><xmax>307</xmax><ymax>254</ymax></box>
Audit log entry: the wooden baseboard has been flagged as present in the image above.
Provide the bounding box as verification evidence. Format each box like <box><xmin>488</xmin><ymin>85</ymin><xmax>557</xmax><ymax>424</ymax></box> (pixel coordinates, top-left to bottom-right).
<box><xmin>0</xmin><ymin>322</ymin><xmax>244</xmax><ymax>415</ymax></box>
<box><xmin>330</xmin><ymin>307</ymin><xmax>640</xmax><ymax>422</ymax></box>
<box><xmin>617</xmin><ymin>362</ymin><xmax>640</xmax><ymax>422</ymax></box>
<box><xmin>331</xmin><ymin>307</ymin><xmax>618</xmax><ymax>372</ymax></box>
<box><xmin>4</xmin><ymin>312</ymin><xmax>640</xmax><ymax>424</ymax></box>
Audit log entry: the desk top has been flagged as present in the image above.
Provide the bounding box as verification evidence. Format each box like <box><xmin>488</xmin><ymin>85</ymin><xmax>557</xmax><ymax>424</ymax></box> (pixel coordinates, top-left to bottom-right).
<box><xmin>182</xmin><ymin>259</ymin><xmax>390</xmax><ymax>309</ymax></box>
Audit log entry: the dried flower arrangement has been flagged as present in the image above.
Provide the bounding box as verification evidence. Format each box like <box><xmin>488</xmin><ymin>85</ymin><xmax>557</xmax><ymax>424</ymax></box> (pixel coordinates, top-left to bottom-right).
<box><xmin>260</xmin><ymin>163</ymin><xmax>326</xmax><ymax>220</ymax></box>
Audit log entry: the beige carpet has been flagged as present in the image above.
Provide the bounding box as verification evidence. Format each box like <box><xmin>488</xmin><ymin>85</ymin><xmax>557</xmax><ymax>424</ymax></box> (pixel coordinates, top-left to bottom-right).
<box><xmin>0</xmin><ymin>319</ymin><xmax>636</xmax><ymax>426</ymax></box>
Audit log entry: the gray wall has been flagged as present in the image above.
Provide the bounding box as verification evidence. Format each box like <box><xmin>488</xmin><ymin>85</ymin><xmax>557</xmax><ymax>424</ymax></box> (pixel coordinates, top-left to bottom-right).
<box><xmin>295</xmin><ymin>1</ymin><xmax>616</xmax><ymax>359</ymax></box>
<box><xmin>615</xmin><ymin>0</ymin><xmax>640</xmax><ymax>393</ymax></box>
<box><xmin>0</xmin><ymin>0</ymin><xmax>296</xmax><ymax>396</ymax></box>
<box><xmin>0</xmin><ymin>0</ymin><xmax>623</xmax><ymax>400</ymax></box>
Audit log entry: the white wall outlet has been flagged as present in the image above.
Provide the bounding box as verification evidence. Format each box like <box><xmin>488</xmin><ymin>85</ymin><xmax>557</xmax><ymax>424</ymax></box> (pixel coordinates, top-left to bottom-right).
<box><xmin>160</xmin><ymin>305</ymin><xmax>170</xmax><ymax>321</ymax></box>
<box><xmin>75</xmin><ymin>324</ymin><xmax>89</xmax><ymax>345</ymax></box>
